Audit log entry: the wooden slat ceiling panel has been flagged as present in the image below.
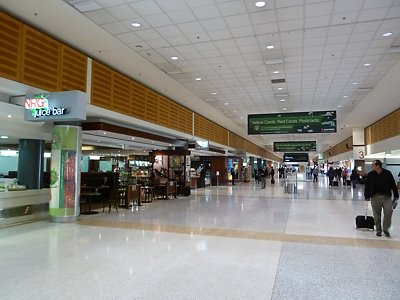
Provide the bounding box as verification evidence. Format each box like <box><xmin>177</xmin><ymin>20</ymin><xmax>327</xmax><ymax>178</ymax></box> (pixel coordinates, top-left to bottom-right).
<box><xmin>22</xmin><ymin>27</ymin><xmax>60</xmax><ymax>91</ymax></box>
<box><xmin>169</xmin><ymin>101</ymin><xmax>180</xmax><ymax>130</ymax></box>
<box><xmin>0</xmin><ymin>12</ymin><xmax>21</xmax><ymax>81</ymax></box>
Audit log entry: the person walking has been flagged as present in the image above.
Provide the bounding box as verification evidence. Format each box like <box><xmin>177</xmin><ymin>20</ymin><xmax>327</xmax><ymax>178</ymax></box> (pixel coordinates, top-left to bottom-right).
<box><xmin>260</xmin><ymin>166</ymin><xmax>266</xmax><ymax>189</ymax></box>
<box><xmin>230</xmin><ymin>165</ymin><xmax>236</xmax><ymax>186</ymax></box>
<box><xmin>312</xmin><ymin>167</ymin><xmax>319</xmax><ymax>182</ymax></box>
<box><xmin>327</xmin><ymin>166</ymin><xmax>335</xmax><ymax>186</ymax></box>
<box><xmin>350</xmin><ymin>167</ymin><xmax>358</xmax><ymax>188</ymax></box>
<box><xmin>270</xmin><ymin>166</ymin><xmax>275</xmax><ymax>184</ymax></box>
<box><xmin>364</xmin><ymin>160</ymin><xmax>399</xmax><ymax>237</ymax></box>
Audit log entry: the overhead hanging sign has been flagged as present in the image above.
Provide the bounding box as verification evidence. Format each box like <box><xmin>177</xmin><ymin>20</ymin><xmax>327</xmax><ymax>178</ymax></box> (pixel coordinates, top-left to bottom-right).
<box><xmin>248</xmin><ymin>111</ymin><xmax>336</xmax><ymax>134</ymax></box>
<box><xmin>283</xmin><ymin>153</ymin><xmax>309</xmax><ymax>162</ymax></box>
<box><xmin>24</xmin><ymin>91</ymin><xmax>87</xmax><ymax>122</ymax></box>
<box><xmin>274</xmin><ymin>141</ymin><xmax>317</xmax><ymax>152</ymax></box>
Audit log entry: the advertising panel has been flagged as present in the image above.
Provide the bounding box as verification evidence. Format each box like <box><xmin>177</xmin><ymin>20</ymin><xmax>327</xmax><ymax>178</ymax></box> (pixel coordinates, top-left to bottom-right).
<box><xmin>283</xmin><ymin>153</ymin><xmax>309</xmax><ymax>162</ymax></box>
<box><xmin>248</xmin><ymin>111</ymin><xmax>336</xmax><ymax>134</ymax></box>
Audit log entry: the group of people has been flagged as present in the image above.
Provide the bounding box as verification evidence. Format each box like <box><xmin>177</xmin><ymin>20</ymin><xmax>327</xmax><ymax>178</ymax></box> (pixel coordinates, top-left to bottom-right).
<box><xmin>254</xmin><ymin>166</ymin><xmax>275</xmax><ymax>189</ymax></box>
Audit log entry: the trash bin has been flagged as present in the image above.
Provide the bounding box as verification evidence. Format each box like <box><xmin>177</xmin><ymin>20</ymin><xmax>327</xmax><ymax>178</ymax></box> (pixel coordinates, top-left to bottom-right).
<box><xmin>286</xmin><ymin>183</ymin><xmax>297</xmax><ymax>194</ymax></box>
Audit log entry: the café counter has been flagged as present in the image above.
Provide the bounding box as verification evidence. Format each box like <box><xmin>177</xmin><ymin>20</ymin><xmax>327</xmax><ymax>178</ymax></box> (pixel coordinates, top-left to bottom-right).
<box><xmin>0</xmin><ymin>189</ymin><xmax>51</xmax><ymax>228</ymax></box>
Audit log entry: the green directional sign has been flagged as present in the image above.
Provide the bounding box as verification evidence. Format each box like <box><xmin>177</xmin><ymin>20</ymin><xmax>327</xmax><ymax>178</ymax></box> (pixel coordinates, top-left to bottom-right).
<box><xmin>248</xmin><ymin>111</ymin><xmax>336</xmax><ymax>135</ymax></box>
<box><xmin>274</xmin><ymin>141</ymin><xmax>316</xmax><ymax>152</ymax></box>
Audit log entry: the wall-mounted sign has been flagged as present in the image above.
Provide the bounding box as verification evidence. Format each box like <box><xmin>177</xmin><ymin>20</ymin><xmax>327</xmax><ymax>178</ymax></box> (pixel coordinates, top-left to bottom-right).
<box><xmin>248</xmin><ymin>111</ymin><xmax>336</xmax><ymax>134</ymax></box>
<box><xmin>274</xmin><ymin>141</ymin><xmax>317</xmax><ymax>152</ymax></box>
<box><xmin>283</xmin><ymin>153</ymin><xmax>309</xmax><ymax>162</ymax></box>
<box><xmin>195</xmin><ymin>140</ymin><xmax>209</xmax><ymax>150</ymax></box>
<box><xmin>353</xmin><ymin>146</ymin><xmax>365</xmax><ymax>160</ymax></box>
<box><xmin>24</xmin><ymin>90</ymin><xmax>87</xmax><ymax>122</ymax></box>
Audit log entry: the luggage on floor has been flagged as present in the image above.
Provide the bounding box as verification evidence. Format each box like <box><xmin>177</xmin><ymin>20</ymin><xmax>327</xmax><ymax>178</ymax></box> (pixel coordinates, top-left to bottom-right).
<box><xmin>271</xmin><ymin>178</ymin><xmax>275</xmax><ymax>184</ymax></box>
<box><xmin>356</xmin><ymin>201</ymin><xmax>375</xmax><ymax>230</ymax></box>
<box><xmin>333</xmin><ymin>180</ymin><xmax>338</xmax><ymax>186</ymax></box>
<box><xmin>346</xmin><ymin>180</ymin><xmax>351</xmax><ymax>186</ymax></box>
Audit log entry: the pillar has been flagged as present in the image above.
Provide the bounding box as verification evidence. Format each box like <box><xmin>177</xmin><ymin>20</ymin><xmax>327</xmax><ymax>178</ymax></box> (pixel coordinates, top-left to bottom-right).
<box><xmin>17</xmin><ymin>139</ymin><xmax>45</xmax><ymax>189</ymax></box>
<box><xmin>49</xmin><ymin>125</ymin><xmax>82</xmax><ymax>223</ymax></box>
<box><xmin>352</xmin><ymin>127</ymin><xmax>365</xmax><ymax>174</ymax></box>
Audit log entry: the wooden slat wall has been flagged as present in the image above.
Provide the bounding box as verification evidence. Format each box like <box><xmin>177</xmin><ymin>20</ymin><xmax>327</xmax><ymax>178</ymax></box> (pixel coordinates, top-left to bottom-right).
<box><xmin>60</xmin><ymin>45</ymin><xmax>87</xmax><ymax>92</ymax></box>
<box><xmin>245</xmin><ymin>141</ymin><xmax>258</xmax><ymax>155</ymax></box>
<box><xmin>91</xmin><ymin>61</ymin><xmax>112</xmax><ymax>109</ymax></box>
<box><xmin>22</xmin><ymin>26</ymin><xmax>60</xmax><ymax>91</ymax></box>
<box><xmin>112</xmin><ymin>72</ymin><xmax>131</xmax><ymax>114</ymax></box>
<box><xmin>364</xmin><ymin>109</ymin><xmax>400</xmax><ymax>145</ymax></box>
<box><xmin>145</xmin><ymin>90</ymin><xmax>159</xmax><ymax>124</ymax></box>
<box><xmin>178</xmin><ymin>106</ymin><xmax>192</xmax><ymax>135</ymax></box>
<box><xmin>169</xmin><ymin>101</ymin><xmax>180</xmax><ymax>131</ymax></box>
<box><xmin>0</xmin><ymin>12</ymin><xmax>87</xmax><ymax>92</ymax></box>
<box><xmin>194</xmin><ymin>114</ymin><xmax>208</xmax><ymax>139</ymax></box>
<box><xmin>131</xmin><ymin>81</ymin><xmax>146</xmax><ymax>119</ymax></box>
<box><xmin>323</xmin><ymin>137</ymin><xmax>353</xmax><ymax>158</ymax></box>
<box><xmin>0</xmin><ymin>13</ymin><xmax>22</xmax><ymax>81</ymax></box>
<box><xmin>158</xmin><ymin>96</ymin><xmax>170</xmax><ymax>127</ymax></box>
<box><xmin>229</xmin><ymin>132</ymin><xmax>246</xmax><ymax>150</ymax></box>
<box><xmin>214</xmin><ymin>124</ymin><xmax>229</xmax><ymax>146</ymax></box>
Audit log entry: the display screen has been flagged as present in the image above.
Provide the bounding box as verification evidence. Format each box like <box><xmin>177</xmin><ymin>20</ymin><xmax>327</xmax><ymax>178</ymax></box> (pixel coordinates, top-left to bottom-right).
<box><xmin>283</xmin><ymin>153</ymin><xmax>309</xmax><ymax>162</ymax></box>
<box><xmin>248</xmin><ymin>111</ymin><xmax>336</xmax><ymax>134</ymax></box>
<box><xmin>274</xmin><ymin>141</ymin><xmax>316</xmax><ymax>152</ymax></box>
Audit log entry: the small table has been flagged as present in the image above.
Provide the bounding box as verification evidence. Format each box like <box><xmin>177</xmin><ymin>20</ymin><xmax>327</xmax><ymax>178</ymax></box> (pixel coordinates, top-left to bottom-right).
<box><xmin>80</xmin><ymin>192</ymin><xmax>101</xmax><ymax>215</ymax></box>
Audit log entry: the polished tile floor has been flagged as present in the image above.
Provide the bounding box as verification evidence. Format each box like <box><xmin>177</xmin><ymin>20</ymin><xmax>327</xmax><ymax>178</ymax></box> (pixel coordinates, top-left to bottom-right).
<box><xmin>1</xmin><ymin>175</ymin><xmax>400</xmax><ymax>299</ymax></box>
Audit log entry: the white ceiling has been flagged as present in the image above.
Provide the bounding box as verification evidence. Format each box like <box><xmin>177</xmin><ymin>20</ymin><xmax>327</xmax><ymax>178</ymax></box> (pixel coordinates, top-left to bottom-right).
<box><xmin>1</xmin><ymin>0</ymin><xmax>400</xmax><ymax>157</ymax></box>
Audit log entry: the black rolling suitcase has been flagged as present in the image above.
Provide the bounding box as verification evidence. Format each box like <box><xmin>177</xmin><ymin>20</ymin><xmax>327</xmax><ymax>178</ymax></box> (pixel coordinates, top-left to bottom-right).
<box><xmin>356</xmin><ymin>201</ymin><xmax>375</xmax><ymax>230</ymax></box>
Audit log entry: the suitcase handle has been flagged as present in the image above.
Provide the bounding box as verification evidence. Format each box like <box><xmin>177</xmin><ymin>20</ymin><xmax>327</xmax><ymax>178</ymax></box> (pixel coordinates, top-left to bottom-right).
<box><xmin>365</xmin><ymin>200</ymin><xmax>370</xmax><ymax>218</ymax></box>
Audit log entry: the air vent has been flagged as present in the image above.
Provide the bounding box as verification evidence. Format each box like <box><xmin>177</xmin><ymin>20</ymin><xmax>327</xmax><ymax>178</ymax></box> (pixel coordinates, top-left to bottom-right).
<box><xmin>271</xmin><ymin>78</ymin><xmax>286</xmax><ymax>84</ymax></box>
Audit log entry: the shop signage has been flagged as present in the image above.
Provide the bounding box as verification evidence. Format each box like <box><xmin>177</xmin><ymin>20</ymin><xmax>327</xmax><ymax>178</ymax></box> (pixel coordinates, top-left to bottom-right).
<box><xmin>248</xmin><ymin>111</ymin><xmax>336</xmax><ymax>135</ymax></box>
<box><xmin>274</xmin><ymin>141</ymin><xmax>316</xmax><ymax>152</ymax></box>
<box><xmin>283</xmin><ymin>153</ymin><xmax>309</xmax><ymax>162</ymax></box>
<box><xmin>24</xmin><ymin>91</ymin><xmax>86</xmax><ymax>122</ymax></box>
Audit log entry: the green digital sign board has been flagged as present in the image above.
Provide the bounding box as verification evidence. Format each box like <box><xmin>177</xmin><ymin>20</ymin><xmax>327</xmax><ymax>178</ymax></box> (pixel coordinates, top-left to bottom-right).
<box><xmin>274</xmin><ymin>141</ymin><xmax>316</xmax><ymax>152</ymax></box>
<box><xmin>248</xmin><ymin>111</ymin><xmax>336</xmax><ymax>135</ymax></box>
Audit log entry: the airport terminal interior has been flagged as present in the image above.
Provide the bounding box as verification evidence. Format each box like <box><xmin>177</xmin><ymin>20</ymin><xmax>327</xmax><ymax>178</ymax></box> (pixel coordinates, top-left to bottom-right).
<box><xmin>1</xmin><ymin>0</ymin><xmax>400</xmax><ymax>299</ymax></box>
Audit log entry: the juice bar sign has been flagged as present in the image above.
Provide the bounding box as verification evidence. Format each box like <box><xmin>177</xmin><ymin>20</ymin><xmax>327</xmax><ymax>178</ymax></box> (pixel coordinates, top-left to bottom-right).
<box><xmin>25</xmin><ymin>95</ymin><xmax>66</xmax><ymax>118</ymax></box>
<box><xmin>24</xmin><ymin>91</ymin><xmax>86</xmax><ymax>122</ymax></box>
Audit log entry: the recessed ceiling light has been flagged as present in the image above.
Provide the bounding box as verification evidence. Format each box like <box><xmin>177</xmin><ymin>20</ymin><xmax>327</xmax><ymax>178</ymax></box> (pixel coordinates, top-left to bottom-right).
<box><xmin>343</xmin><ymin>95</ymin><xmax>348</xmax><ymax>98</ymax></box>
<box><xmin>211</xmin><ymin>92</ymin><xmax>217</xmax><ymax>95</ymax></box>
<box><xmin>195</xmin><ymin>77</ymin><xmax>202</xmax><ymax>81</ymax></box>
<box><xmin>277</xmin><ymin>87</ymin><xmax>283</xmax><ymax>90</ymax></box>
<box><xmin>280</xmin><ymin>99</ymin><xmax>285</xmax><ymax>102</ymax></box>
<box><xmin>240</xmin><ymin>116</ymin><xmax>244</xmax><ymax>119</ymax></box>
<box><xmin>266</xmin><ymin>45</ymin><xmax>274</xmax><ymax>49</ymax></box>
<box><xmin>337</xmin><ymin>105</ymin><xmax>342</xmax><ymax>108</ymax></box>
<box><xmin>363</xmin><ymin>63</ymin><xmax>371</xmax><ymax>67</ymax></box>
<box><xmin>224</xmin><ymin>102</ymin><xmax>229</xmax><ymax>105</ymax></box>
<box><xmin>103</xmin><ymin>132</ymin><xmax>106</xmax><ymax>135</ymax></box>
<box><xmin>131</xmin><ymin>22</ymin><xmax>141</xmax><ymax>28</ymax></box>
<box><xmin>233</xmin><ymin>110</ymin><xmax>237</xmax><ymax>113</ymax></box>
<box><xmin>382</xmin><ymin>32</ymin><xmax>392</xmax><ymax>37</ymax></box>
<box><xmin>255</xmin><ymin>1</ymin><xmax>266</xmax><ymax>8</ymax></box>
<box><xmin>273</xmin><ymin>70</ymin><xmax>280</xmax><ymax>74</ymax></box>
<box><xmin>171</xmin><ymin>56</ymin><xmax>178</xmax><ymax>60</ymax></box>
<box><xmin>352</xmin><ymin>82</ymin><xmax>358</xmax><ymax>85</ymax></box>
<box><xmin>1</xmin><ymin>135</ymin><xmax>8</xmax><ymax>139</ymax></box>
<box><xmin>132</xmin><ymin>137</ymin><xmax>135</xmax><ymax>140</ymax></box>
<box><xmin>282</xmin><ymin>108</ymin><xmax>287</xmax><ymax>111</ymax></box>
<box><xmin>7</xmin><ymin>115</ymin><xmax>12</xmax><ymax>118</ymax></box>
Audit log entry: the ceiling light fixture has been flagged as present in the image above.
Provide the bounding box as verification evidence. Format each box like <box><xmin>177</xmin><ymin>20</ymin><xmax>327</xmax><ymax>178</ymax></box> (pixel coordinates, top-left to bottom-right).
<box><xmin>1</xmin><ymin>135</ymin><xmax>8</xmax><ymax>139</ymax></box>
<box><xmin>255</xmin><ymin>1</ymin><xmax>266</xmax><ymax>7</ymax></box>
<box><xmin>337</xmin><ymin>105</ymin><xmax>342</xmax><ymax>108</ymax></box>
<box><xmin>195</xmin><ymin>77</ymin><xmax>202</xmax><ymax>81</ymax></box>
<box><xmin>224</xmin><ymin>102</ymin><xmax>229</xmax><ymax>105</ymax></box>
<box><xmin>343</xmin><ymin>95</ymin><xmax>348</xmax><ymax>98</ymax></box>
<box><xmin>277</xmin><ymin>87</ymin><xmax>283</xmax><ymax>90</ymax></box>
<box><xmin>352</xmin><ymin>82</ymin><xmax>358</xmax><ymax>85</ymax></box>
<box><xmin>382</xmin><ymin>32</ymin><xmax>392</xmax><ymax>37</ymax></box>
<box><xmin>131</xmin><ymin>22</ymin><xmax>141</xmax><ymax>27</ymax></box>
<box><xmin>280</xmin><ymin>99</ymin><xmax>285</xmax><ymax>102</ymax></box>
<box><xmin>282</xmin><ymin>108</ymin><xmax>287</xmax><ymax>111</ymax></box>
<box><xmin>266</xmin><ymin>45</ymin><xmax>274</xmax><ymax>49</ymax></box>
<box><xmin>273</xmin><ymin>70</ymin><xmax>280</xmax><ymax>74</ymax></box>
<box><xmin>171</xmin><ymin>56</ymin><xmax>178</xmax><ymax>60</ymax></box>
<box><xmin>211</xmin><ymin>92</ymin><xmax>217</xmax><ymax>95</ymax></box>
<box><xmin>363</xmin><ymin>63</ymin><xmax>371</xmax><ymax>67</ymax></box>
<box><xmin>7</xmin><ymin>115</ymin><xmax>12</xmax><ymax>118</ymax></box>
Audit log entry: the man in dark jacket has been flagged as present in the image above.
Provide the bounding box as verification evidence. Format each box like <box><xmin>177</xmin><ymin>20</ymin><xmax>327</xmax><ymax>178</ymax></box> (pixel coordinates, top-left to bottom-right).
<box><xmin>364</xmin><ymin>160</ymin><xmax>399</xmax><ymax>237</ymax></box>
